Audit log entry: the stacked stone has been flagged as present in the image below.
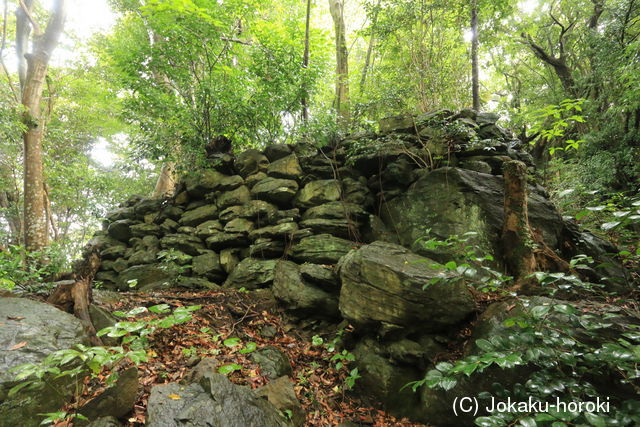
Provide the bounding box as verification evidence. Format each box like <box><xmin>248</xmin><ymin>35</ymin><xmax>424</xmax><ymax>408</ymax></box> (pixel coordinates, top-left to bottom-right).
<box><xmin>88</xmin><ymin>110</ymin><xmax>630</xmax><ymax>424</ymax></box>
<box><xmin>93</xmin><ymin>143</ymin><xmax>375</xmax><ymax>320</ymax></box>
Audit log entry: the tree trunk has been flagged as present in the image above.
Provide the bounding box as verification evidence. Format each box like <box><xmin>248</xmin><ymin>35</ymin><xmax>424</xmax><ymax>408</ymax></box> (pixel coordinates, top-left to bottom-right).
<box><xmin>18</xmin><ymin>0</ymin><xmax>67</xmax><ymax>252</ymax></box>
<box><xmin>359</xmin><ymin>0</ymin><xmax>380</xmax><ymax>92</ymax></box>
<box><xmin>502</xmin><ymin>160</ymin><xmax>537</xmax><ymax>293</ymax></box>
<box><xmin>471</xmin><ymin>0</ymin><xmax>480</xmax><ymax>111</ymax></box>
<box><xmin>328</xmin><ymin>0</ymin><xmax>350</xmax><ymax>127</ymax></box>
<box><xmin>48</xmin><ymin>245</ymin><xmax>103</xmax><ymax>346</ymax></box>
<box><xmin>152</xmin><ymin>161</ymin><xmax>177</xmax><ymax>198</ymax></box>
<box><xmin>301</xmin><ymin>0</ymin><xmax>311</xmax><ymax>124</ymax></box>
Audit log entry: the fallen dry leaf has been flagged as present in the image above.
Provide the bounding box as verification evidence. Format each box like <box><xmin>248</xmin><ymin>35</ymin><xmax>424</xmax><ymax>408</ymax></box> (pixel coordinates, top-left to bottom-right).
<box><xmin>9</xmin><ymin>341</ymin><xmax>27</xmax><ymax>350</ymax></box>
<box><xmin>167</xmin><ymin>393</ymin><xmax>181</xmax><ymax>400</ymax></box>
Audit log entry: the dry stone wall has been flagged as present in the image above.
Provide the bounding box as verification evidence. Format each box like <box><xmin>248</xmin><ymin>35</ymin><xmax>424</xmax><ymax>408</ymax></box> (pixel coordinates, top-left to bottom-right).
<box><xmin>88</xmin><ymin>110</ymin><xmax>630</xmax><ymax>422</ymax></box>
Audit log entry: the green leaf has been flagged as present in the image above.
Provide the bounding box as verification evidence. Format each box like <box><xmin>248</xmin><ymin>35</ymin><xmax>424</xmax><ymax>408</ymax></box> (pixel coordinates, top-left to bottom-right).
<box><xmin>602</xmin><ymin>221</ymin><xmax>621</xmax><ymax>231</ymax></box>
<box><xmin>149</xmin><ymin>304</ymin><xmax>171</xmax><ymax>313</ymax></box>
<box><xmin>239</xmin><ymin>342</ymin><xmax>257</xmax><ymax>354</ymax></box>
<box><xmin>444</xmin><ymin>261</ymin><xmax>457</xmax><ymax>270</ymax></box>
<box><xmin>475</xmin><ymin>339</ymin><xmax>494</xmax><ymax>351</ymax></box>
<box><xmin>223</xmin><ymin>337</ymin><xmax>242</xmax><ymax>348</ymax></box>
<box><xmin>218</xmin><ymin>363</ymin><xmax>241</xmax><ymax>375</ymax></box>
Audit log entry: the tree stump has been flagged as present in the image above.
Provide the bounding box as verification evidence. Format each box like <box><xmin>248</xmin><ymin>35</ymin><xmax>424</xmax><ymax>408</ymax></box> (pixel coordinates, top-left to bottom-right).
<box><xmin>48</xmin><ymin>245</ymin><xmax>103</xmax><ymax>346</ymax></box>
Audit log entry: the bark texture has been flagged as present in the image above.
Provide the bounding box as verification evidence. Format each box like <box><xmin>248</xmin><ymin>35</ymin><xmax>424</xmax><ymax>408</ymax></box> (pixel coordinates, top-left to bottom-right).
<box><xmin>329</xmin><ymin>0</ymin><xmax>350</xmax><ymax>126</ymax></box>
<box><xmin>502</xmin><ymin>160</ymin><xmax>537</xmax><ymax>292</ymax></box>
<box><xmin>19</xmin><ymin>0</ymin><xmax>67</xmax><ymax>251</ymax></box>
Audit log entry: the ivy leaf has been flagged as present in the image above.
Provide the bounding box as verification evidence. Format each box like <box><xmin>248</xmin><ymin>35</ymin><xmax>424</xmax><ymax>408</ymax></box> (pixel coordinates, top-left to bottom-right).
<box><xmin>223</xmin><ymin>337</ymin><xmax>242</xmax><ymax>348</ymax></box>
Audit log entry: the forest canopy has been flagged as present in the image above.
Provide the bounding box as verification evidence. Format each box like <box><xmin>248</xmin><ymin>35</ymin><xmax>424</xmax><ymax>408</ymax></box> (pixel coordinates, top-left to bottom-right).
<box><xmin>0</xmin><ymin>0</ymin><xmax>638</xmax><ymax>257</ymax></box>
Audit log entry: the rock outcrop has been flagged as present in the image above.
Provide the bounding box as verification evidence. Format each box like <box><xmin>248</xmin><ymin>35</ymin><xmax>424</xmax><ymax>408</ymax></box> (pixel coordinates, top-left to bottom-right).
<box><xmin>0</xmin><ymin>298</ymin><xmax>90</xmax><ymax>427</ymax></box>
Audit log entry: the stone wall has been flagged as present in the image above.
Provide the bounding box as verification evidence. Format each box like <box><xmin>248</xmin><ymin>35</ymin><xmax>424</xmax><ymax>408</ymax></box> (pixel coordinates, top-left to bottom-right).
<box><xmin>88</xmin><ymin>110</ymin><xmax>629</xmax><ymax>422</ymax></box>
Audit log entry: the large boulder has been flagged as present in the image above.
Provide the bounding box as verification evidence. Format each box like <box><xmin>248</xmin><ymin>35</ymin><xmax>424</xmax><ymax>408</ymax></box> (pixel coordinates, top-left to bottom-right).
<box><xmin>290</xmin><ymin>234</ymin><xmax>357</xmax><ymax>264</ymax></box>
<box><xmin>267</xmin><ymin>154</ymin><xmax>302</xmax><ymax>180</ymax></box>
<box><xmin>338</xmin><ymin>241</ymin><xmax>474</xmax><ymax>333</ymax></box>
<box><xmin>294</xmin><ymin>180</ymin><xmax>341</xmax><ymax>209</ymax></box>
<box><xmin>179</xmin><ymin>204</ymin><xmax>218</xmax><ymax>227</ymax></box>
<box><xmin>224</xmin><ymin>258</ymin><xmax>278</xmax><ymax>290</ymax></box>
<box><xmin>184</xmin><ymin>169</ymin><xmax>244</xmax><ymax>197</ymax></box>
<box><xmin>192</xmin><ymin>251</ymin><xmax>224</xmax><ymax>281</ymax></box>
<box><xmin>272</xmin><ymin>261</ymin><xmax>339</xmax><ymax>318</ymax></box>
<box><xmin>380</xmin><ymin>167</ymin><xmax>565</xmax><ymax>265</ymax></box>
<box><xmin>251</xmin><ymin>178</ymin><xmax>299</xmax><ymax>206</ymax></box>
<box><xmin>146</xmin><ymin>373</ymin><xmax>289</xmax><ymax>427</ymax></box>
<box><xmin>160</xmin><ymin>233</ymin><xmax>205</xmax><ymax>256</ymax></box>
<box><xmin>217</xmin><ymin>186</ymin><xmax>251</xmax><ymax>210</ymax></box>
<box><xmin>118</xmin><ymin>264</ymin><xmax>178</xmax><ymax>291</ymax></box>
<box><xmin>0</xmin><ymin>298</ymin><xmax>90</xmax><ymax>427</ymax></box>
<box><xmin>235</xmin><ymin>149</ymin><xmax>270</xmax><ymax>178</ymax></box>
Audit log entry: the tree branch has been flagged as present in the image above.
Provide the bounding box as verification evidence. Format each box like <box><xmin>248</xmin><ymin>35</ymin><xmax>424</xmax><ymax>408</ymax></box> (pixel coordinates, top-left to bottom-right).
<box><xmin>18</xmin><ymin>0</ymin><xmax>40</xmax><ymax>35</ymax></box>
<box><xmin>0</xmin><ymin>0</ymin><xmax>19</xmax><ymax>101</ymax></box>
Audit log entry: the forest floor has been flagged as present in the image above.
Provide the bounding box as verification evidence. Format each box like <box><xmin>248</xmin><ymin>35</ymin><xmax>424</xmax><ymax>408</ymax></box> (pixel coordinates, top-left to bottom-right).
<box><xmin>62</xmin><ymin>288</ymin><xmax>427</xmax><ymax>426</ymax></box>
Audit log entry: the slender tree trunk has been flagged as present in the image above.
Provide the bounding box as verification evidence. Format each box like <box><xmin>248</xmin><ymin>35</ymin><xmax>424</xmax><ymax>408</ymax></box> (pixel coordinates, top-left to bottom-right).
<box><xmin>152</xmin><ymin>161</ymin><xmax>177</xmax><ymax>198</ymax></box>
<box><xmin>301</xmin><ymin>0</ymin><xmax>311</xmax><ymax>125</ymax></box>
<box><xmin>18</xmin><ymin>0</ymin><xmax>67</xmax><ymax>252</ymax></box>
<box><xmin>329</xmin><ymin>0</ymin><xmax>350</xmax><ymax>126</ymax></box>
<box><xmin>359</xmin><ymin>0</ymin><xmax>380</xmax><ymax>92</ymax></box>
<box><xmin>502</xmin><ymin>160</ymin><xmax>537</xmax><ymax>293</ymax></box>
<box><xmin>471</xmin><ymin>0</ymin><xmax>480</xmax><ymax>111</ymax></box>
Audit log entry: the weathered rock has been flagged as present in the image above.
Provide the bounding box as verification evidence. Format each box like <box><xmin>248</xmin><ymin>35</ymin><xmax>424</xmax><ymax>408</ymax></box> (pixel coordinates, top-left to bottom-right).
<box><xmin>379</xmin><ymin>115</ymin><xmax>415</xmax><ymax>133</ymax></box>
<box><xmin>130</xmin><ymin>223</ymin><xmax>161</xmax><ymax>238</ymax></box>
<box><xmin>290</xmin><ymin>234</ymin><xmax>356</xmax><ymax>264</ymax></box>
<box><xmin>299</xmin><ymin>218</ymin><xmax>355</xmax><ymax>238</ymax></box>
<box><xmin>301</xmin><ymin>201</ymin><xmax>367</xmax><ymax>221</ymax></box>
<box><xmin>273</xmin><ymin>261</ymin><xmax>339</xmax><ymax>317</ymax></box>
<box><xmin>107</xmin><ymin>219</ymin><xmax>133</xmax><ymax>242</ymax></box>
<box><xmin>250</xmin><ymin>347</ymin><xmax>292</xmax><ymax>380</ymax></box>
<box><xmin>257</xmin><ymin>377</ymin><xmax>305</xmax><ymax>427</ymax></box>
<box><xmin>118</xmin><ymin>264</ymin><xmax>177</xmax><ymax>291</ymax></box>
<box><xmin>380</xmin><ymin>167</ymin><xmax>566</xmax><ymax>266</ymax></box>
<box><xmin>175</xmin><ymin>277</ymin><xmax>220</xmax><ymax>290</ymax></box>
<box><xmin>192</xmin><ymin>251</ymin><xmax>224</xmax><ymax>280</ymax></box>
<box><xmin>294</xmin><ymin>180</ymin><xmax>341</xmax><ymax>209</ymax></box>
<box><xmin>179</xmin><ymin>204</ymin><xmax>218</xmax><ymax>227</ymax></box>
<box><xmin>267</xmin><ymin>154</ymin><xmax>302</xmax><ymax>180</ymax></box>
<box><xmin>459</xmin><ymin>159</ymin><xmax>492</xmax><ymax>174</ymax></box>
<box><xmin>184</xmin><ymin>169</ymin><xmax>243</xmax><ymax>197</ymax></box>
<box><xmin>79</xmin><ymin>367</ymin><xmax>138</xmax><ymax>421</ymax></box>
<box><xmin>160</xmin><ymin>233</ymin><xmax>205</xmax><ymax>256</ymax></box>
<box><xmin>238</xmin><ymin>200</ymin><xmax>279</xmax><ymax>226</ymax></box>
<box><xmin>264</xmin><ymin>144</ymin><xmax>292</xmax><ymax>162</ymax></box>
<box><xmin>299</xmin><ymin>263</ymin><xmax>338</xmax><ymax>292</ymax></box>
<box><xmin>86</xmin><ymin>416</ymin><xmax>120</xmax><ymax>427</ymax></box>
<box><xmin>338</xmin><ymin>242</ymin><xmax>474</xmax><ymax>332</ymax></box>
<box><xmin>250</xmin><ymin>240</ymin><xmax>286</xmax><ymax>259</ymax></box>
<box><xmin>146</xmin><ymin>373</ymin><xmax>289</xmax><ymax>427</ymax></box>
<box><xmin>106</xmin><ymin>207</ymin><xmax>135</xmax><ymax>222</ymax></box>
<box><xmin>224</xmin><ymin>258</ymin><xmax>277</xmax><ymax>289</ymax></box>
<box><xmin>235</xmin><ymin>149</ymin><xmax>270</xmax><ymax>178</ymax></box>
<box><xmin>224</xmin><ymin>218</ymin><xmax>255</xmax><ymax>234</ymax></box>
<box><xmin>217</xmin><ymin>185</ymin><xmax>251</xmax><ymax>210</ymax></box>
<box><xmin>220</xmin><ymin>248</ymin><xmax>240</xmax><ymax>274</ymax></box>
<box><xmin>244</xmin><ymin>172</ymin><xmax>268</xmax><ymax>188</ymax></box>
<box><xmin>133</xmin><ymin>198</ymin><xmax>164</xmax><ymax>218</ymax></box>
<box><xmin>251</xmin><ymin>178</ymin><xmax>299</xmax><ymax>206</ymax></box>
<box><xmin>194</xmin><ymin>219</ymin><xmax>223</xmax><ymax>239</ymax></box>
<box><xmin>219</xmin><ymin>205</ymin><xmax>242</xmax><ymax>222</ymax></box>
<box><xmin>0</xmin><ymin>298</ymin><xmax>90</xmax><ymax>427</ymax></box>
<box><xmin>249</xmin><ymin>222</ymin><xmax>298</xmax><ymax>241</ymax></box>
<box><xmin>160</xmin><ymin>218</ymin><xmax>179</xmax><ymax>233</ymax></box>
<box><xmin>128</xmin><ymin>249</ymin><xmax>157</xmax><ymax>265</ymax></box>
<box><xmin>100</xmin><ymin>244</ymin><xmax>127</xmax><ymax>261</ymax></box>
<box><xmin>351</xmin><ymin>337</ymin><xmax>422</xmax><ymax>420</ymax></box>
<box><xmin>205</xmin><ymin>232</ymin><xmax>248</xmax><ymax>250</ymax></box>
